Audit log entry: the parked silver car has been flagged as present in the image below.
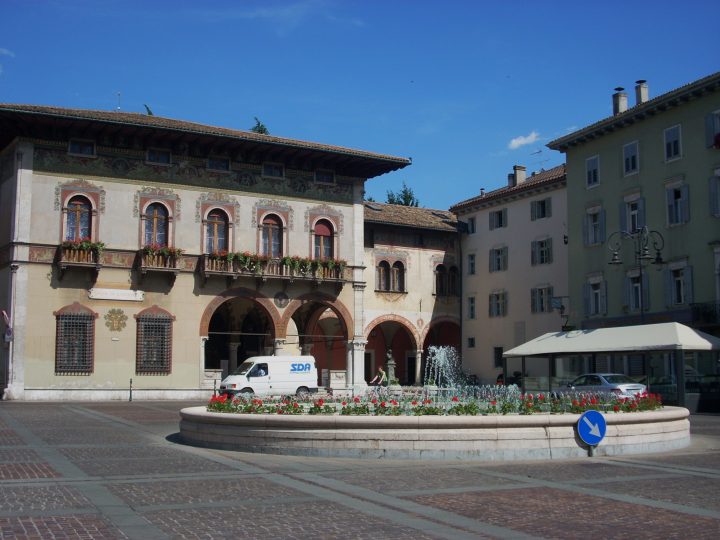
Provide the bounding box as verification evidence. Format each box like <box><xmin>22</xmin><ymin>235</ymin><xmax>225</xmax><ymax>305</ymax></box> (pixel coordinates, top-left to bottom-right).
<box><xmin>563</xmin><ymin>373</ymin><xmax>646</xmax><ymax>398</ymax></box>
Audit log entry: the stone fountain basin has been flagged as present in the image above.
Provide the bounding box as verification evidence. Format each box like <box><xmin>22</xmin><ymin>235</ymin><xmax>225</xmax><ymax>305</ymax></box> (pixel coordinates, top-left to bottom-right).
<box><xmin>179</xmin><ymin>406</ymin><xmax>690</xmax><ymax>460</ymax></box>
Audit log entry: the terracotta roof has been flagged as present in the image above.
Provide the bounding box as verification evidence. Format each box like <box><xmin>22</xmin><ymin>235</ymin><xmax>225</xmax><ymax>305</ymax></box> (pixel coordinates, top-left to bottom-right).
<box><xmin>0</xmin><ymin>104</ymin><xmax>411</xmax><ymax>177</ymax></box>
<box><xmin>364</xmin><ymin>202</ymin><xmax>458</xmax><ymax>232</ymax></box>
<box><xmin>548</xmin><ymin>71</ymin><xmax>720</xmax><ymax>151</ymax></box>
<box><xmin>450</xmin><ymin>164</ymin><xmax>566</xmax><ymax>213</ymax></box>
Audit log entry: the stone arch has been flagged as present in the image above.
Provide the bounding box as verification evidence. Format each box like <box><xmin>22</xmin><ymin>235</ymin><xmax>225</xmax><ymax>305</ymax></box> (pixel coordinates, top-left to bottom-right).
<box><xmin>420</xmin><ymin>315</ymin><xmax>461</xmax><ymax>347</ymax></box>
<box><xmin>278</xmin><ymin>292</ymin><xmax>353</xmax><ymax>339</ymax></box>
<box><xmin>364</xmin><ymin>314</ymin><xmax>421</xmax><ymax>351</ymax></box>
<box><xmin>198</xmin><ymin>287</ymin><xmax>280</xmax><ymax>337</ymax></box>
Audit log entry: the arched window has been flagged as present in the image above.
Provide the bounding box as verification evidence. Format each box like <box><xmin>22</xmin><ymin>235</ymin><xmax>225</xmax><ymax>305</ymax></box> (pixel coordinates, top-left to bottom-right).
<box><xmin>144</xmin><ymin>202</ymin><xmax>169</xmax><ymax>247</ymax></box>
<box><xmin>262</xmin><ymin>214</ymin><xmax>283</xmax><ymax>258</ymax></box>
<box><xmin>205</xmin><ymin>209</ymin><xmax>229</xmax><ymax>254</ymax></box>
<box><xmin>136</xmin><ymin>306</ymin><xmax>175</xmax><ymax>374</ymax></box>
<box><xmin>377</xmin><ymin>261</ymin><xmax>391</xmax><ymax>291</ymax></box>
<box><xmin>65</xmin><ymin>196</ymin><xmax>92</xmax><ymax>241</ymax></box>
<box><xmin>54</xmin><ymin>303</ymin><xmax>97</xmax><ymax>374</ymax></box>
<box><xmin>448</xmin><ymin>266</ymin><xmax>459</xmax><ymax>296</ymax></box>
<box><xmin>391</xmin><ymin>261</ymin><xmax>405</xmax><ymax>292</ymax></box>
<box><xmin>435</xmin><ymin>264</ymin><xmax>448</xmax><ymax>296</ymax></box>
<box><xmin>314</xmin><ymin>219</ymin><xmax>334</xmax><ymax>260</ymax></box>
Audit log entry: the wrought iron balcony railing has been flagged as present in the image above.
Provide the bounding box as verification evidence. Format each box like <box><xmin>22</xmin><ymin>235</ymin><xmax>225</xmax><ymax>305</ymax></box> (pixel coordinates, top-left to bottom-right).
<box><xmin>200</xmin><ymin>255</ymin><xmax>350</xmax><ymax>285</ymax></box>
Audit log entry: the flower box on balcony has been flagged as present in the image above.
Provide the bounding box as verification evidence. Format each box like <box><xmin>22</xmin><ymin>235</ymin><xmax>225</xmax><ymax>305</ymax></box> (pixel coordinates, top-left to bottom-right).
<box><xmin>62</xmin><ymin>248</ymin><xmax>98</xmax><ymax>264</ymax></box>
<box><xmin>57</xmin><ymin>241</ymin><xmax>104</xmax><ymax>280</ymax></box>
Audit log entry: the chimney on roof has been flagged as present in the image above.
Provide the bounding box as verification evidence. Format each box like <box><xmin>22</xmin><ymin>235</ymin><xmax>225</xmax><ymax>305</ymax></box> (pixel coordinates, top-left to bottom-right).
<box><xmin>612</xmin><ymin>87</ymin><xmax>628</xmax><ymax>115</ymax></box>
<box><xmin>513</xmin><ymin>165</ymin><xmax>526</xmax><ymax>185</ymax></box>
<box><xmin>480</xmin><ymin>188</ymin><xmax>485</xmax><ymax>196</ymax></box>
<box><xmin>635</xmin><ymin>80</ymin><xmax>649</xmax><ymax>105</ymax></box>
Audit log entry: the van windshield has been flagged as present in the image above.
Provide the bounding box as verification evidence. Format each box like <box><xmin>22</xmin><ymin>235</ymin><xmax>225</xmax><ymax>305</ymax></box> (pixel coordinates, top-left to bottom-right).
<box><xmin>232</xmin><ymin>361</ymin><xmax>254</xmax><ymax>375</ymax></box>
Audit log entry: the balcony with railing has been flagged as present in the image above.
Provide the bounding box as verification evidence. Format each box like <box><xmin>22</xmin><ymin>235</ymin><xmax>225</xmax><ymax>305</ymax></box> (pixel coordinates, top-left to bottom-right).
<box><xmin>138</xmin><ymin>247</ymin><xmax>183</xmax><ymax>283</ymax></box>
<box><xmin>57</xmin><ymin>241</ymin><xmax>103</xmax><ymax>279</ymax></box>
<box><xmin>200</xmin><ymin>253</ymin><xmax>350</xmax><ymax>287</ymax></box>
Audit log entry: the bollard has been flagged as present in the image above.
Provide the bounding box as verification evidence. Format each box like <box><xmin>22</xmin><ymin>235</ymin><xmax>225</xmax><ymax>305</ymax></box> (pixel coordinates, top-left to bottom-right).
<box><xmin>129</xmin><ymin>378</ymin><xmax>133</xmax><ymax>402</ymax></box>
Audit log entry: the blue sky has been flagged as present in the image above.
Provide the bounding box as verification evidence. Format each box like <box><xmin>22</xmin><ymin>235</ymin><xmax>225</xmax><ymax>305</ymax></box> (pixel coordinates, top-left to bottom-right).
<box><xmin>1</xmin><ymin>0</ymin><xmax>718</xmax><ymax>210</ymax></box>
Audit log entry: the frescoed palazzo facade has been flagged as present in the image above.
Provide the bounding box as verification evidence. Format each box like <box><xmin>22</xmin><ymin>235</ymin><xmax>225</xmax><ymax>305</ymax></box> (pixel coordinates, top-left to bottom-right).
<box><xmin>0</xmin><ymin>104</ymin><xmax>410</xmax><ymax>399</ymax></box>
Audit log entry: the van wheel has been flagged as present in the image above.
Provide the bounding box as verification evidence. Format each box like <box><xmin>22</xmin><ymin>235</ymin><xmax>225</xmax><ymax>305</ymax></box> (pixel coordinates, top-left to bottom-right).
<box><xmin>239</xmin><ymin>388</ymin><xmax>254</xmax><ymax>399</ymax></box>
<box><xmin>296</xmin><ymin>387</ymin><xmax>309</xmax><ymax>399</ymax></box>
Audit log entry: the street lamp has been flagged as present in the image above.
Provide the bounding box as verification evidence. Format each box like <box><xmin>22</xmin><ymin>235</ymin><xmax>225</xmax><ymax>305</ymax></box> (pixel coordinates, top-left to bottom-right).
<box><xmin>607</xmin><ymin>226</ymin><xmax>665</xmax><ymax>324</ymax></box>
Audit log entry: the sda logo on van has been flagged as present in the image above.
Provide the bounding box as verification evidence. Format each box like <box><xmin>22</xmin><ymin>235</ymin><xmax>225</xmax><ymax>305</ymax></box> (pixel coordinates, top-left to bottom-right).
<box><xmin>290</xmin><ymin>362</ymin><xmax>312</xmax><ymax>373</ymax></box>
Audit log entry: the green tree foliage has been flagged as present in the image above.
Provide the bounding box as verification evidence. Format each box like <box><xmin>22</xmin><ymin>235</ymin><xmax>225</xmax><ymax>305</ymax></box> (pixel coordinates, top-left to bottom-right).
<box><xmin>386</xmin><ymin>181</ymin><xmax>419</xmax><ymax>207</ymax></box>
<box><xmin>250</xmin><ymin>117</ymin><xmax>269</xmax><ymax>134</ymax></box>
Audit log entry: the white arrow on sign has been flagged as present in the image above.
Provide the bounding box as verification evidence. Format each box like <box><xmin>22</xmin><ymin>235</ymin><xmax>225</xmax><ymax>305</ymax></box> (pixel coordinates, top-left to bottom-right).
<box><xmin>583</xmin><ymin>415</ymin><xmax>601</xmax><ymax>438</ymax></box>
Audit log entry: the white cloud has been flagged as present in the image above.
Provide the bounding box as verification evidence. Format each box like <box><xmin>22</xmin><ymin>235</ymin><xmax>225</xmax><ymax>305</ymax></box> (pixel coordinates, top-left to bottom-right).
<box><xmin>0</xmin><ymin>47</ymin><xmax>14</xmax><ymax>77</ymax></box>
<box><xmin>190</xmin><ymin>0</ymin><xmax>327</xmax><ymax>35</ymax></box>
<box><xmin>508</xmin><ymin>130</ymin><xmax>540</xmax><ymax>150</ymax></box>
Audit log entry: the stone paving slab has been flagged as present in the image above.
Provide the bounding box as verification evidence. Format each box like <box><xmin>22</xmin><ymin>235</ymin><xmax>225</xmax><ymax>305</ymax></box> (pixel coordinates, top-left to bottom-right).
<box><xmin>142</xmin><ymin>501</ymin><xmax>446</xmax><ymax>540</ymax></box>
<box><xmin>107</xmin><ymin>477</ymin><xmax>305</xmax><ymax>507</ymax></box>
<box><xmin>587</xmin><ymin>476</ymin><xmax>720</xmax><ymax>512</ymax></box>
<box><xmin>0</xmin><ymin>463</ymin><xmax>60</xmax><ymax>480</ymax></box>
<box><xmin>0</xmin><ymin>515</ymin><xmax>129</xmax><ymax>539</ymax></box>
<box><xmin>0</xmin><ymin>401</ymin><xmax>718</xmax><ymax>539</ymax></box>
<box><xmin>409</xmin><ymin>487</ymin><xmax>720</xmax><ymax>539</ymax></box>
<box><xmin>0</xmin><ymin>430</ymin><xmax>24</xmax><ymax>446</ymax></box>
<box><xmin>0</xmin><ymin>485</ymin><xmax>91</xmax><ymax>515</ymax></box>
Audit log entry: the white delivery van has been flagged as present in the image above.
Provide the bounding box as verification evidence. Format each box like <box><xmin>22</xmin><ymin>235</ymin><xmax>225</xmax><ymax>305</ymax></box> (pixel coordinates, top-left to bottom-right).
<box><xmin>219</xmin><ymin>355</ymin><xmax>318</xmax><ymax>398</ymax></box>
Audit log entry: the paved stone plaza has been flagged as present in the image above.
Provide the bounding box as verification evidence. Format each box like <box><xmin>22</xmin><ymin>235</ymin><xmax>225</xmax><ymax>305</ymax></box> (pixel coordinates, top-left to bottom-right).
<box><xmin>0</xmin><ymin>402</ymin><xmax>718</xmax><ymax>539</ymax></box>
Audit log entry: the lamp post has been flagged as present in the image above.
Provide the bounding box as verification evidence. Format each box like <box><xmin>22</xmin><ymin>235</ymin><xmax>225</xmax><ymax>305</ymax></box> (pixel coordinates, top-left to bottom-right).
<box><xmin>607</xmin><ymin>226</ymin><xmax>665</xmax><ymax>324</ymax></box>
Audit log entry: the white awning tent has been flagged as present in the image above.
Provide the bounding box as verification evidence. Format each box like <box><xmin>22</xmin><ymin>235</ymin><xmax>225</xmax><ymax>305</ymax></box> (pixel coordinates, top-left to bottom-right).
<box><xmin>504</xmin><ymin>322</ymin><xmax>720</xmax><ymax>357</ymax></box>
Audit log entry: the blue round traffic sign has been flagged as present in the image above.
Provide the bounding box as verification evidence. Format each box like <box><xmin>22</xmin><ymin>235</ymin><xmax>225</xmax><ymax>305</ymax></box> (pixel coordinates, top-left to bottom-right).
<box><xmin>577</xmin><ymin>410</ymin><xmax>607</xmax><ymax>446</ymax></box>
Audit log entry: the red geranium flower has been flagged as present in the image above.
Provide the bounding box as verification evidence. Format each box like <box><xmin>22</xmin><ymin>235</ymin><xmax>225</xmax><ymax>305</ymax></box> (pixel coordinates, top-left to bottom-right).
<box><xmin>411</xmin><ymin>400</ymin><xmax>418</xmax><ymax>406</ymax></box>
<box><xmin>380</xmin><ymin>401</ymin><xmax>386</xmax><ymax>408</ymax></box>
<box><xmin>293</xmin><ymin>402</ymin><xmax>299</xmax><ymax>408</ymax></box>
<box><xmin>371</xmin><ymin>398</ymin><xmax>378</xmax><ymax>405</ymax></box>
<box><xmin>353</xmin><ymin>396</ymin><xmax>361</xmax><ymax>403</ymax></box>
<box><xmin>451</xmin><ymin>396</ymin><xmax>459</xmax><ymax>402</ymax></box>
<box><xmin>341</xmin><ymin>401</ymin><xmax>347</xmax><ymax>406</ymax></box>
<box><xmin>613</xmin><ymin>405</ymin><xmax>619</xmax><ymax>412</ymax></box>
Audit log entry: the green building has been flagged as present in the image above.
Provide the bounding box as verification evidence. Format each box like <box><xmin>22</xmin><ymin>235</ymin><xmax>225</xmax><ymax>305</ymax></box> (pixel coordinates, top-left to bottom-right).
<box><xmin>548</xmin><ymin>72</ymin><xmax>720</xmax><ymax>410</ymax></box>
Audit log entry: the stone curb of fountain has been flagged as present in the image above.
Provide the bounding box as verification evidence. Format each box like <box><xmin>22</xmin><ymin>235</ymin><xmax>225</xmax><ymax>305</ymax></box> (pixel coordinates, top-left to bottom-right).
<box><xmin>179</xmin><ymin>406</ymin><xmax>691</xmax><ymax>461</ymax></box>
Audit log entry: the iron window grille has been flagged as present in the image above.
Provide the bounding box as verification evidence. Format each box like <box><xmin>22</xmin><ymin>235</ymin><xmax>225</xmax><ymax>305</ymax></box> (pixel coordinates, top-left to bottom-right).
<box><xmin>136</xmin><ymin>309</ymin><xmax>174</xmax><ymax>374</ymax></box>
<box><xmin>55</xmin><ymin>306</ymin><xmax>96</xmax><ymax>375</ymax></box>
